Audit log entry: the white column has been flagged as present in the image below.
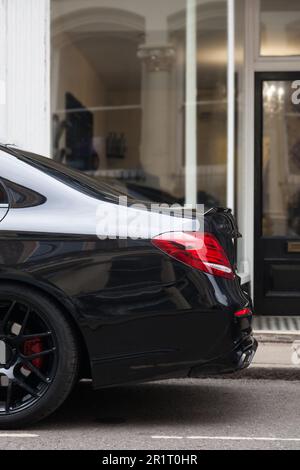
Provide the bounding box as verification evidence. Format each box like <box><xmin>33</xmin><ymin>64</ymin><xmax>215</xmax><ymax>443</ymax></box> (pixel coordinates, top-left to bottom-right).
<box><xmin>236</xmin><ymin>0</ymin><xmax>256</xmax><ymax>290</ymax></box>
<box><xmin>0</xmin><ymin>0</ymin><xmax>7</xmax><ymax>140</ymax></box>
<box><xmin>5</xmin><ymin>0</ymin><xmax>50</xmax><ymax>155</ymax></box>
<box><xmin>185</xmin><ymin>0</ymin><xmax>197</xmax><ymax>207</ymax></box>
<box><xmin>139</xmin><ymin>44</ymin><xmax>175</xmax><ymax>191</ymax></box>
<box><xmin>227</xmin><ymin>0</ymin><xmax>235</xmax><ymax>212</ymax></box>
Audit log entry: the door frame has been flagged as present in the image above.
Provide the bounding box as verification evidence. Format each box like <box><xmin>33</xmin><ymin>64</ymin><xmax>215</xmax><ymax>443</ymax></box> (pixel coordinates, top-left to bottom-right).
<box><xmin>254</xmin><ymin>71</ymin><xmax>300</xmax><ymax>314</ymax></box>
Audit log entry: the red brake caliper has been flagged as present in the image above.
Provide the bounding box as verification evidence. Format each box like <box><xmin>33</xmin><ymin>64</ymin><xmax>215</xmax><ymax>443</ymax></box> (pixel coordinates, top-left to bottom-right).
<box><xmin>24</xmin><ymin>338</ymin><xmax>43</xmax><ymax>369</ymax></box>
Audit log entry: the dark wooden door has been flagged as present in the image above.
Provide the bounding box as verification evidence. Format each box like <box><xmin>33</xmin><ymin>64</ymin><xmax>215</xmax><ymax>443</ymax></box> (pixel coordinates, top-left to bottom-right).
<box><xmin>255</xmin><ymin>72</ymin><xmax>300</xmax><ymax>315</ymax></box>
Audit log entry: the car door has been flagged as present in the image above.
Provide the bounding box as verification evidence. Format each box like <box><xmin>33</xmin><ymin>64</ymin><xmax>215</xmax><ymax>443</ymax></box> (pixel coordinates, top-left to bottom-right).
<box><xmin>0</xmin><ymin>180</ymin><xmax>9</xmax><ymax>222</ymax></box>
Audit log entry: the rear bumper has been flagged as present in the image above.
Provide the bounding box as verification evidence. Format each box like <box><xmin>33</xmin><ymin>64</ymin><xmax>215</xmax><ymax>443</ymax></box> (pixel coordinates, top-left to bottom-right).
<box><xmin>190</xmin><ymin>333</ymin><xmax>258</xmax><ymax>377</ymax></box>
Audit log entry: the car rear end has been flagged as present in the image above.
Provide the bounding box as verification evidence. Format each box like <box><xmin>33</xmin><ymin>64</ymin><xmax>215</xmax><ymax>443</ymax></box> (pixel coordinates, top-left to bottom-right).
<box><xmin>151</xmin><ymin>207</ymin><xmax>257</xmax><ymax>376</ymax></box>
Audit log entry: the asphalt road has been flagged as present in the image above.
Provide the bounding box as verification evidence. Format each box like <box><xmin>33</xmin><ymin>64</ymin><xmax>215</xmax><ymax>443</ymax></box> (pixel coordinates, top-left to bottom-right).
<box><xmin>1</xmin><ymin>377</ymin><xmax>300</xmax><ymax>450</ymax></box>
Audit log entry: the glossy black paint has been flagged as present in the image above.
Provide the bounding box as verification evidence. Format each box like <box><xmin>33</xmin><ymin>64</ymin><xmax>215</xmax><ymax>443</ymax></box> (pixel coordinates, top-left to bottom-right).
<box><xmin>0</xmin><ymin>146</ymin><xmax>256</xmax><ymax>388</ymax></box>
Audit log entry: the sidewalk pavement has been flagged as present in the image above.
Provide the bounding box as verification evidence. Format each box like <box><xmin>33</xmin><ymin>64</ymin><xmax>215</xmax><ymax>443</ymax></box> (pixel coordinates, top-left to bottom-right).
<box><xmin>253</xmin><ymin>332</ymin><xmax>299</xmax><ymax>368</ymax></box>
<box><xmin>234</xmin><ymin>330</ymin><xmax>300</xmax><ymax>380</ymax></box>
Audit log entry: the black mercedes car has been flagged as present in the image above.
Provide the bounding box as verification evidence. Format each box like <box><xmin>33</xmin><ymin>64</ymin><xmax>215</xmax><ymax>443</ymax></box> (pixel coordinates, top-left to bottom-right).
<box><xmin>0</xmin><ymin>145</ymin><xmax>257</xmax><ymax>428</ymax></box>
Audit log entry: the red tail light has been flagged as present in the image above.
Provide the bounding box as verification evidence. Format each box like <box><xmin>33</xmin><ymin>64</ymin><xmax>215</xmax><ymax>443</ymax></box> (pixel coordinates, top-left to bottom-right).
<box><xmin>152</xmin><ymin>232</ymin><xmax>234</xmax><ymax>280</ymax></box>
<box><xmin>234</xmin><ymin>308</ymin><xmax>252</xmax><ymax>318</ymax></box>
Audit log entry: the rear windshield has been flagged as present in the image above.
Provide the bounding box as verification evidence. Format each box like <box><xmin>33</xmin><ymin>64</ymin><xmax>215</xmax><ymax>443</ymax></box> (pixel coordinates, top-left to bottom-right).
<box><xmin>9</xmin><ymin>148</ymin><xmax>133</xmax><ymax>203</ymax></box>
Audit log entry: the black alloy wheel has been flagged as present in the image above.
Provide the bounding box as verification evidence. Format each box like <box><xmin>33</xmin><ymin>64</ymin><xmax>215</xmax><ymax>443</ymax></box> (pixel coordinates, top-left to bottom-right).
<box><xmin>0</xmin><ymin>284</ymin><xmax>79</xmax><ymax>428</ymax></box>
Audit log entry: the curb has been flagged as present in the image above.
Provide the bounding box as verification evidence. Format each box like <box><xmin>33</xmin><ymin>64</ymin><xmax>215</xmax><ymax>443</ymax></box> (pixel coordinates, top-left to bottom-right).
<box><xmin>254</xmin><ymin>331</ymin><xmax>300</xmax><ymax>343</ymax></box>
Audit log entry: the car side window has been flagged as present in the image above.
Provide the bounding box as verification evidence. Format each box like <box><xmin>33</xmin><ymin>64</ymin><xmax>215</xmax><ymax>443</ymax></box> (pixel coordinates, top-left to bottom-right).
<box><xmin>0</xmin><ymin>180</ymin><xmax>8</xmax><ymax>205</ymax></box>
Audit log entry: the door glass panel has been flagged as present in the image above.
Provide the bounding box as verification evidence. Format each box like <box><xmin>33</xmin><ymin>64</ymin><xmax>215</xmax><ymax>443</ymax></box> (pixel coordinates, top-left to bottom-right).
<box><xmin>262</xmin><ymin>79</ymin><xmax>300</xmax><ymax>237</ymax></box>
<box><xmin>260</xmin><ymin>0</ymin><xmax>300</xmax><ymax>57</ymax></box>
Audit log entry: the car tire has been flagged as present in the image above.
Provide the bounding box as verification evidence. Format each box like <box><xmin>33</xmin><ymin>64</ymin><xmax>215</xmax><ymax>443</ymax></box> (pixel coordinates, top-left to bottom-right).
<box><xmin>0</xmin><ymin>283</ymin><xmax>79</xmax><ymax>429</ymax></box>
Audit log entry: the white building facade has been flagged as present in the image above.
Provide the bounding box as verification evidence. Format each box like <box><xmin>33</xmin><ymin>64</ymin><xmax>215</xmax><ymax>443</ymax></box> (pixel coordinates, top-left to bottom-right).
<box><xmin>1</xmin><ymin>0</ymin><xmax>300</xmax><ymax>315</ymax></box>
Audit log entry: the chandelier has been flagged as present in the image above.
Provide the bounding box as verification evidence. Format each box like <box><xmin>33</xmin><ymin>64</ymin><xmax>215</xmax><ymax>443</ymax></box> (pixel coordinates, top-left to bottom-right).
<box><xmin>263</xmin><ymin>82</ymin><xmax>285</xmax><ymax>115</ymax></box>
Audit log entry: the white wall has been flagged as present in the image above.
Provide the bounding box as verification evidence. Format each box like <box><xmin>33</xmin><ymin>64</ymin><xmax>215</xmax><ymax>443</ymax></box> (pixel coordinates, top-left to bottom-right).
<box><xmin>0</xmin><ymin>0</ymin><xmax>50</xmax><ymax>155</ymax></box>
<box><xmin>0</xmin><ymin>0</ymin><xmax>7</xmax><ymax>139</ymax></box>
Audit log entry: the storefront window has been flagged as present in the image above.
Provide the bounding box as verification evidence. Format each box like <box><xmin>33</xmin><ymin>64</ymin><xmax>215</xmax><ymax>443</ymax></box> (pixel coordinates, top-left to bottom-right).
<box><xmin>260</xmin><ymin>0</ymin><xmax>300</xmax><ymax>57</ymax></box>
<box><xmin>196</xmin><ymin>0</ymin><xmax>227</xmax><ymax>207</ymax></box>
<box><xmin>51</xmin><ymin>0</ymin><xmax>228</xmax><ymax>206</ymax></box>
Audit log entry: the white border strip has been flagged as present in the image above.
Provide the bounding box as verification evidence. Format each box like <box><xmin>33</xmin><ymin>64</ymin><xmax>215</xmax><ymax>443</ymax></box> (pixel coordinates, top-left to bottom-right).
<box><xmin>0</xmin><ymin>433</ymin><xmax>39</xmax><ymax>438</ymax></box>
<box><xmin>152</xmin><ymin>435</ymin><xmax>300</xmax><ymax>442</ymax></box>
<box><xmin>227</xmin><ymin>0</ymin><xmax>235</xmax><ymax>212</ymax></box>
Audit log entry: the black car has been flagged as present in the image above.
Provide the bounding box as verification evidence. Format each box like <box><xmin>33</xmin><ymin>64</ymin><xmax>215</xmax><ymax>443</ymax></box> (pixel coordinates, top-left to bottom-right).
<box><xmin>122</xmin><ymin>182</ymin><xmax>221</xmax><ymax>208</ymax></box>
<box><xmin>0</xmin><ymin>145</ymin><xmax>257</xmax><ymax>428</ymax></box>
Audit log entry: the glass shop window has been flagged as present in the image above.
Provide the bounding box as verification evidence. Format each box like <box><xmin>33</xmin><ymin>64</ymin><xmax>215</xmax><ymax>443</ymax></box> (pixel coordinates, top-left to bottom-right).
<box><xmin>51</xmin><ymin>0</ymin><xmax>228</xmax><ymax>207</ymax></box>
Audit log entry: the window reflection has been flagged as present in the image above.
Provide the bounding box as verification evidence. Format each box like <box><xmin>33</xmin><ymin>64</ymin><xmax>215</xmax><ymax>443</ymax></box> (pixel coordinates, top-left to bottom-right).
<box><xmin>51</xmin><ymin>0</ymin><xmax>228</xmax><ymax>207</ymax></box>
<box><xmin>260</xmin><ymin>0</ymin><xmax>300</xmax><ymax>57</ymax></box>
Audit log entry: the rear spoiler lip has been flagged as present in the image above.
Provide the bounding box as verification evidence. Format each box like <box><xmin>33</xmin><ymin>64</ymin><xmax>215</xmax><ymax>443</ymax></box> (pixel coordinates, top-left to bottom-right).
<box><xmin>204</xmin><ymin>206</ymin><xmax>231</xmax><ymax>216</ymax></box>
<box><xmin>204</xmin><ymin>207</ymin><xmax>242</xmax><ymax>239</ymax></box>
